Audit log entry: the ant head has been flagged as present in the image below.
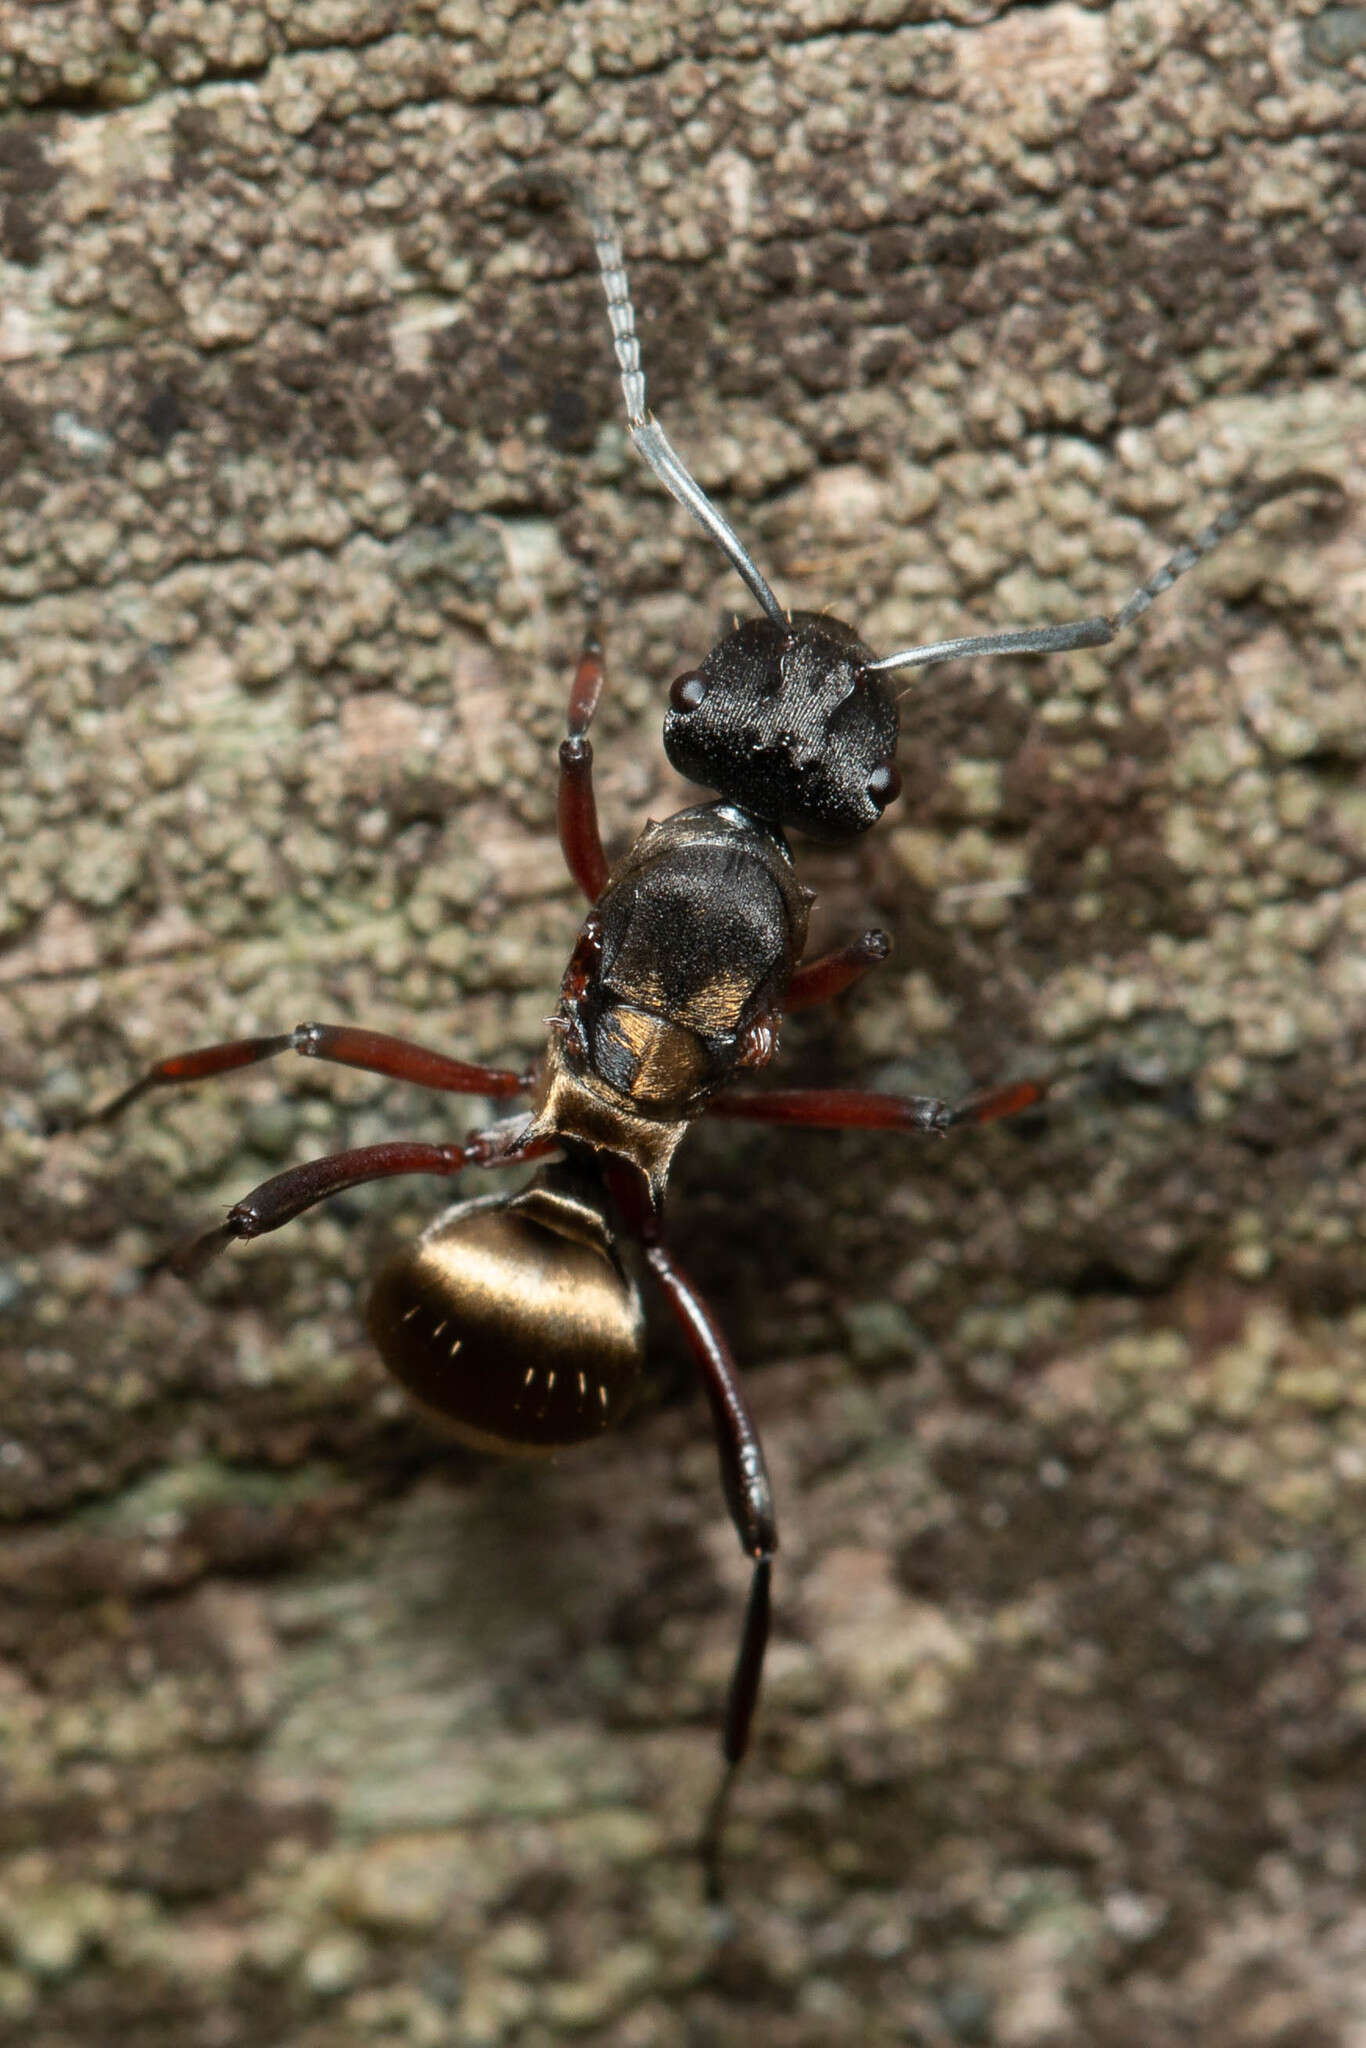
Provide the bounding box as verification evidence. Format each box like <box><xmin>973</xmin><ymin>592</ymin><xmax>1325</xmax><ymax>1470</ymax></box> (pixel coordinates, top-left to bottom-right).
<box><xmin>662</xmin><ymin>612</ymin><xmax>902</xmax><ymax>842</ymax></box>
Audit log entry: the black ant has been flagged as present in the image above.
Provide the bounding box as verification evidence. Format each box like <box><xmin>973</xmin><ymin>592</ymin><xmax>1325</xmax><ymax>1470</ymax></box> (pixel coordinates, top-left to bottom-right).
<box><xmin>85</xmin><ymin>181</ymin><xmax>1334</xmax><ymax>1901</ymax></box>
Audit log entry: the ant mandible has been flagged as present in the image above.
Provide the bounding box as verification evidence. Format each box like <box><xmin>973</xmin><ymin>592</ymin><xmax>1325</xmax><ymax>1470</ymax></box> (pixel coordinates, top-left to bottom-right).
<box><xmin>88</xmin><ymin>181</ymin><xmax>1332</xmax><ymax>1900</ymax></box>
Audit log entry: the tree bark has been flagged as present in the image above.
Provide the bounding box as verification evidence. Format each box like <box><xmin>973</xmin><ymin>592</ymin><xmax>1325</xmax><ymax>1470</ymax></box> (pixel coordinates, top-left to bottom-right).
<box><xmin>1</xmin><ymin>4</ymin><xmax>1364</xmax><ymax>2043</ymax></box>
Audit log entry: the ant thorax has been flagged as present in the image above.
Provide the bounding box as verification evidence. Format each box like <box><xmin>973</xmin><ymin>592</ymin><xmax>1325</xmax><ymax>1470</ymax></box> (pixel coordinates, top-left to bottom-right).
<box><xmin>530</xmin><ymin>802</ymin><xmax>811</xmax><ymax>1205</ymax></box>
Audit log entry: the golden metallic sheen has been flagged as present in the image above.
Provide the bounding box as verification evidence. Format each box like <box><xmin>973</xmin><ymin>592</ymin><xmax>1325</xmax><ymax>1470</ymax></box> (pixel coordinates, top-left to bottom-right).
<box><xmin>366</xmin><ymin>1186</ymin><xmax>645</xmax><ymax>1455</ymax></box>
<box><xmin>528</xmin><ymin>1033</ymin><xmax>692</xmax><ymax>1206</ymax></box>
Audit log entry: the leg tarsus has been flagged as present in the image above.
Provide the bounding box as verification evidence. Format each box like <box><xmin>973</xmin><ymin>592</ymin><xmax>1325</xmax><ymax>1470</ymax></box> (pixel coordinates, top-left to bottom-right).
<box><xmin>948</xmin><ymin>1078</ymin><xmax>1047</xmax><ymax>1127</ymax></box>
<box><xmin>701</xmin><ymin>1554</ymin><xmax>772</xmax><ymax>1906</ymax></box>
<box><xmin>705</xmin><ymin>1078</ymin><xmax>1046</xmax><ymax>1133</ymax></box>
<box><xmin>567</xmin><ymin>626</ymin><xmax>605</xmax><ymax>738</ymax></box>
<box><xmin>85</xmin><ymin>1035</ymin><xmax>296</xmax><ymax>1125</ymax></box>
<box><xmin>83</xmin><ymin>1024</ymin><xmax>531</xmax><ymax>1126</ymax></box>
<box><xmin>164</xmin><ymin>1221</ymin><xmax>238</xmax><ymax>1280</ymax></box>
<box><xmin>701</xmin><ymin>1763</ymin><xmax>740</xmax><ymax>1911</ymax></box>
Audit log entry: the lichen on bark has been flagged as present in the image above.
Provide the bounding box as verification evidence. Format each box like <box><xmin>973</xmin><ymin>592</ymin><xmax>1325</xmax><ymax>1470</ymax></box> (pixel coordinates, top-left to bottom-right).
<box><xmin>2</xmin><ymin>4</ymin><xmax>1365</xmax><ymax>2044</ymax></box>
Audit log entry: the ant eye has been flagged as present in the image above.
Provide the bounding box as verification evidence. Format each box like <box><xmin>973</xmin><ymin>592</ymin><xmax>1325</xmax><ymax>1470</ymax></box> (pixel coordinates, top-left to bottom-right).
<box><xmin>669</xmin><ymin>670</ymin><xmax>708</xmax><ymax>712</ymax></box>
<box><xmin>867</xmin><ymin>761</ymin><xmax>902</xmax><ymax>809</ymax></box>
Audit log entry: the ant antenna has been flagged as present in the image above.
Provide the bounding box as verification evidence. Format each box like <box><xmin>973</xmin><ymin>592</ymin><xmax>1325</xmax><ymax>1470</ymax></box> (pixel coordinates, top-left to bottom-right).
<box><xmin>868</xmin><ymin>470</ymin><xmax>1339</xmax><ymax>678</ymax></box>
<box><xmin>575</xmin><ymin>185</ymin><xmax>790</xmax><ymax>631</ymax></box>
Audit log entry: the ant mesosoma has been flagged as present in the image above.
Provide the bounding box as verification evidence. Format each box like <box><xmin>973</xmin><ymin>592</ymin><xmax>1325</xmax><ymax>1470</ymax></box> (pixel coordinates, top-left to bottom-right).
<box><xmin>88</xmin><ymin>182</ymin><xmax>1332</xmax><ymax>1900</ymax></box>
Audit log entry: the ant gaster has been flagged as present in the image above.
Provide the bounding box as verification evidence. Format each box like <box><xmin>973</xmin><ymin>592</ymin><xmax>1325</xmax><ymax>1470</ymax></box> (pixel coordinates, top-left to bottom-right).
<box><xmin>89</xmin><ymin>182</ymin><xmax>1333</xmax><ymax>1900</ymax></box>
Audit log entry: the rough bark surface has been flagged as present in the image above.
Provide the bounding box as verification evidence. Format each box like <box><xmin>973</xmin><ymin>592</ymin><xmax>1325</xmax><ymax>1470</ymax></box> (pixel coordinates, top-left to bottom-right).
<box><xmin>2</xmin><ymin>3</ymin><xmax>1365</xmax><ymax>2044</ymax></box>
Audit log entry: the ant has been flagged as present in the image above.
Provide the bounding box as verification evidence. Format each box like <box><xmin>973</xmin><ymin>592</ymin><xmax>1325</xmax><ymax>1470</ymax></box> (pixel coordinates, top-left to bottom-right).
<box><xmin>84</xmin><ymin>180</ymin><xmax>1334</xmax><ymax>1901</ymax></box>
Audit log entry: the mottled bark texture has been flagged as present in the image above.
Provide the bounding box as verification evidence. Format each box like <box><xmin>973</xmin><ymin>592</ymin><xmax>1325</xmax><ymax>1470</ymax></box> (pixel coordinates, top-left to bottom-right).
<box><xmin>2</xmin><ymin>3</ymin><xmax>1365</xmax><ymax>2044</ymax></box>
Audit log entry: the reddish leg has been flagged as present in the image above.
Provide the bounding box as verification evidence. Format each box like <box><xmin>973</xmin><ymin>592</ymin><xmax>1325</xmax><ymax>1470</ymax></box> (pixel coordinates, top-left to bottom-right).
<box><xmin>642</xmin><ymin>1236</ymin><xmax>776</xmax><ymax>1905</ymax></box>
<box><xmin>670</xmin><ymin>1072</ymin><xmax>1042</xmax><ymax>1893</ymax></box>
<box><xmin>706</xmin><ymin>1077</ymin><xmax>1045</xmax><ymax>1133</ymax></box>
<box><xmin>169</xmin><ymin>1126</ymin><xmax>557</xmax><ymax>1277</ymax></box>
<box><xmin>784</xmin><ymin>928</ymin><xmax>890</xmax><ymax>1012</ymax></box>
<box><xmin>85</xmin><ymin>1023</ymin><xmax>533</xmax><ymax>1126</ymax></box>
<box><xmin>558</xmin><ymin>628</ymin><xmax>610</xmax><ymax>902</ymax></box>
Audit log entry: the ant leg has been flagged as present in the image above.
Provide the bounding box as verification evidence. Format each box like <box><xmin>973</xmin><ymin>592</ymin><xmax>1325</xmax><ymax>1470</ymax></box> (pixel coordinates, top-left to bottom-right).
<box><xmin>784</xmin><ymin>929</ymin><xmax>890</xmax><ymax>1012</ymax></box>
<box><xmin>558</xmin><ymin>626</ymin><xmax>610</xmax><ymax>902</ymax></box>
<box><xmin>83</xmin><ymin>1025</ymin><xmax>533</xmax><ymax>1127</ymax></box>
<box><xmin>169</xmin><ymin>1128</ymin><xmax>558</xmax><ymax>1277</ymax></box>
<box><xmin>706</xmin><ymin>1078</ymin><xmax>1045</xmax><ymax>1132</ymax></box>
<box><xmin>642</xmin><ymin>1237</ymin><xmax>776</xmax><ymax>1905</ymax></box>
